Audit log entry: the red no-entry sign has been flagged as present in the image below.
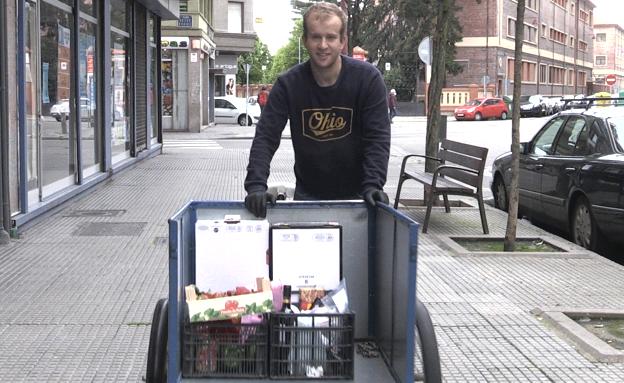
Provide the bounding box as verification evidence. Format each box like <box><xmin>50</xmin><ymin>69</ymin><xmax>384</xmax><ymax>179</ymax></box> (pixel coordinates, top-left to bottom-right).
<box><xmin>606</xmin><ymin>74</ymin><xmax>617</xmax><ymax>86</ymax></box>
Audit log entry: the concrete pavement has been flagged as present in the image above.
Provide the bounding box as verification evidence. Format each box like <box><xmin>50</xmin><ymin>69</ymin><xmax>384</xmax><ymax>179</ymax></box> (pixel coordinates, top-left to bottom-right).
<box><xmin>1</xmin><ymin>122</ymin><xmax>624</xmax><ymax>382</ymax></box>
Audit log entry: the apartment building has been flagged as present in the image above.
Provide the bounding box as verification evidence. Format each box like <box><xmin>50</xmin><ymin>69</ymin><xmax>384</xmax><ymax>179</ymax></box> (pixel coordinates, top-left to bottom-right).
<box><xmin>593</xmin><ymin>23</ymin><xmax>624</xmax><ymax>93</ymax></box>
<box><xmin>0</xmin><ymin>0</ymin><xmax>178</xmax><ymax>236</ymax></box>
<box><xmin>161</xmin><ymin>0</ymin><xmax>255</xmax><ymax>132</ymax></box>
<box><xmin>450</xmin><ymin>0</ymin><xmax>595</xmax><ymax>97</ymax></box>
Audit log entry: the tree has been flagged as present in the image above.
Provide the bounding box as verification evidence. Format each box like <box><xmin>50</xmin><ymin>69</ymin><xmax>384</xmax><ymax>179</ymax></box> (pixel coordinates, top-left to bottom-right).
<box><xmin>265</xmin><ymin>19</ymin><xmax>309</xmax><ymax>83</ymax></box>
<box><xmin>504</xmin><ymin>0</ymin><xmax>525</xmax><ymax>251</ymax></box>
<box><xmin>236</xmin><ymin>37</ymin><xmax>273</xmax><ymax>84</ymax></box>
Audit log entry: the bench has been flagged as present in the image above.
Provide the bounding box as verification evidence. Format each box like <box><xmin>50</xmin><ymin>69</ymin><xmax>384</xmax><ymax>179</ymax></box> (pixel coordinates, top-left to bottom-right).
<box><xmin>393</xmin><ymin>139</ymin><xmax>489</xmax><ymax>234</ymax></box>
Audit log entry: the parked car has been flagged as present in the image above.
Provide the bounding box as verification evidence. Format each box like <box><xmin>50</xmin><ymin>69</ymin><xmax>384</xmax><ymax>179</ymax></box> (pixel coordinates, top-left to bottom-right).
<box><xmin>215</xmin><ymin>96</ymin><xmax>261</xmax><ymax>126</ymax></box>
<box><xmin>453</xmin><ymin>97</ymin><xmax>509</xmax><ymax>121</ymax></box>
<box><xmin>50</xmin><ymin>97</ymin><xmax>123</xmax><ymax>122</ymax></box>
<box><xmin>544</xmin><ymin>96</ymin><xmax>564</xmax><ymax>115</ymax></box>
<box><xmin>491</xmin><ymin>100</ymin><xmax>624</xmax><ymax>250</ymax></box>
<box><xmin>519</xmin><ymin>95</ymin><xmax>547</xmax><ymax>117</ymax></box>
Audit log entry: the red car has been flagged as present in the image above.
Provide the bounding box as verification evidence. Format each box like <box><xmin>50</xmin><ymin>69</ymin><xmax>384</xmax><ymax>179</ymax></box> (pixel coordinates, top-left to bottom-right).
<box><xmin>454</xmin><ymin>97</ymin><xmax>509</xmax><ymax>121</ymax></box>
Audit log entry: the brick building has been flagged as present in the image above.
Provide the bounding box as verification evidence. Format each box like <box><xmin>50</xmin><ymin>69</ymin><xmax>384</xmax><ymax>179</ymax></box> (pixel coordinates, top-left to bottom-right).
<box><xmin>592</xmin><ymin>23</ymin><xmax>624</xmax><ymax>94</ymax></box>
<box><xmin>449</xmin><ymin>0</ymin><xmax>595</xmax><ymax>97</ymax></box>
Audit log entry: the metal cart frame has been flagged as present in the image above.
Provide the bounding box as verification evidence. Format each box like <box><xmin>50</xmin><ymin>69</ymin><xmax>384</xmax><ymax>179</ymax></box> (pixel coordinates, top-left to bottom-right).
<box><xmin>147</xmin><ymin>200</ymin><xmax>440</xmax><ymax>382</ymax></box>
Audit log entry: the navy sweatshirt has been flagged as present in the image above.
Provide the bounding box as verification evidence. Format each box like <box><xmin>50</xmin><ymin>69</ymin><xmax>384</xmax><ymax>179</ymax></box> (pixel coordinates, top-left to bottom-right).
<box><xmin>244</xmin><ymin>55</ymin><xmax>391</xmax><ymax>200</ymax></box>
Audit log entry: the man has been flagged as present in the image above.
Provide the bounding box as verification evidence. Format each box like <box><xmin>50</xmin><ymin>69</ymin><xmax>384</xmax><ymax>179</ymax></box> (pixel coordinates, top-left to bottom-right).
<box><xmin>257</xmin><ymin>86</ymin><xmax>269</xmax><ymax>113</ymax></box>
<box><xmin>388</xmin><ymin>89</ymin><xmax>397</xmax><ymax>123</ymax></box>
<box><xmin>244</xmin><ymin>2</ymin><xmax>391</xmax><ymax>218</ymax></box>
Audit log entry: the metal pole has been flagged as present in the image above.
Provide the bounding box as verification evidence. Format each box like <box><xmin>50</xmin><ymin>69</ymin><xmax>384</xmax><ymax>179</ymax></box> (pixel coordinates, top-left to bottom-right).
<box><xmin>245</xmin><ymin>63</ymin><xmax>250</xmax><ymax>125</ymax></box>
<box><xmin>0</xmin><ymin>0</ymin><xmax>10</xmax><ymax>243</ymax></box>
<box><xmin>298</xmin><ymin>36</ymin><xmax>301</xmax><ymax>64</ymax></box>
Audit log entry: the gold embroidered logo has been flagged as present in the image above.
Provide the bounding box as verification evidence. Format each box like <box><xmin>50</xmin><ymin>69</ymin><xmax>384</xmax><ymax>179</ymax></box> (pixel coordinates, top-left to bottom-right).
<box><xmin>302</xmin><ymin>107</ymin><xmax>353</xmax><ymax>141</ymax></box>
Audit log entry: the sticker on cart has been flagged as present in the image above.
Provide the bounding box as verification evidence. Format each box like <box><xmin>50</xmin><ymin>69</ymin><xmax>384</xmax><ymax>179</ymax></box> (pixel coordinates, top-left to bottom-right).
<box><xmin>195</xmin><ymin>219</ymin><xmax>269</xmax><ymax>291</ymax></box>
<box><xmin>270</xmin><ymin>224</ymin><xmax>342</xmax><ymax>291</ymax></box>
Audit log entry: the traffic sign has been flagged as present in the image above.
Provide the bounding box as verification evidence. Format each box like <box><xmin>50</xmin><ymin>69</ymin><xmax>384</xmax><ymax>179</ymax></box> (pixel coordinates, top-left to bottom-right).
<box><xmin>606</xmin><ymin>74</ymin><xmax>617</xmax><ymax>86</ymax></box>
<box><xmin>418</xmin><ymin>36</ymin><xmax>431</xmax><ymax>66</ymax></box>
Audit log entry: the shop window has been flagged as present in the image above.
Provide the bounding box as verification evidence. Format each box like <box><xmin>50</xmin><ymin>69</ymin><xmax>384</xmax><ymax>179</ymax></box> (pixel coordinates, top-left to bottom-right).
<box><xmin>228</xmin><ymin>2</ymin><xmax>243</xmax><ymax>33</ymax></box>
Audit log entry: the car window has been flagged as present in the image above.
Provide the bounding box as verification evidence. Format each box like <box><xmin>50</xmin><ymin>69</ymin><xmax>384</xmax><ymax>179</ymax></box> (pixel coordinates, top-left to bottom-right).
<box><xmin>224</xmin><ymin>100</ymin><xmax>236</xmax><ymax>109</ymax></box>
<box><xmin>606</xmin><ymin>117</ymin><xmax>624</xmax><ymax>152</ymax></box>
<box><xmin>215</xmin><ymin>99</ymin><xmax>226</xmax><ymax>108</ymax></box>
<box><xmin>554</xmin><ymin>116</ymin><xmax>586</xmax><ymax>156</ymax></box>
<box><xmin>467</xmin><ymin>99</ymin><xmax>481</xmax><ymax>106</ymax></box>
<box><xmin>585</xmin><ymin>120</ymin><xmax>611</xmax><ymax>155</ymax></box>
<box><xmin>531</xmin><ymin>117</ymin><xmax>566</xmax><ymax>155</ymax></box>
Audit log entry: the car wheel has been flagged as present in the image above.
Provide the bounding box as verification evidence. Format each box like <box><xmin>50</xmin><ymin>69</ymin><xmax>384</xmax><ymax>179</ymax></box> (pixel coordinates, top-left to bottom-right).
<box><xmin>501</xmin><ymin>111</ymin><xmax>508</xmax><ymax>120</ymax></box>
<box><xmin>474</xmin><ymin>112</ymin><xmax>482</xmax><ymax>121</ymax></box>
<box><xmin>238</xmin><ymin>114</ymin><xmax>249</xmax><ymax>126</ymax></box>
<box><xmin>571</xmin><ymin>196</ymin><xmax>599</xmax><ymax>251</ymax></box>
<box><xmin>493</xmin><ymin>176</ymin><xmax>508</xmax><ymax>212</ymax></box>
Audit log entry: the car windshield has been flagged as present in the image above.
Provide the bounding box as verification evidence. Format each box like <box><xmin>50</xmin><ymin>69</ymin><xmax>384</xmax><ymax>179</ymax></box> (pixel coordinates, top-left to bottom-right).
<box><xmin>528</xmin><ymin>95</ymin><xmax>541</xmax><ymax>103</ymax></box>
<box><xmin>607</xmin><ymin>117</ymin><xmax>624</xmax><ymax>151</ymax></box>
<box><xmin>519</xmin><ymin>95</ymin><xmax>531</xmax><ymax>102</ymax></box>
<box><xmin>467</xmin><ymin>99</ymin><xmax>482</xmax><ymax>106</ymax></box>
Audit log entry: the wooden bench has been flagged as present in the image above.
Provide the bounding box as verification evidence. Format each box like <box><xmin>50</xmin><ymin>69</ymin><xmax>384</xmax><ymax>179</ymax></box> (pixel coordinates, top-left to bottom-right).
<box><xmin>393</xmin><ymin>139</ymin><xmax>489</xmax><ymax>234</ymax></box>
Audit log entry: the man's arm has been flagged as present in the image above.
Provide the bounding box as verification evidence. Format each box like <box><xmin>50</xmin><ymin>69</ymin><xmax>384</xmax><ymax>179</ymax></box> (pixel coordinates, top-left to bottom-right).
<box><xmin>360</xmin><ymin>71</ymin><xmax>391</xmax><ymax>195</ymax></box>
<box><xmin>244</xmin><ymin>78</ymin><xmax>290</xmax><ymax>194</ymax></box>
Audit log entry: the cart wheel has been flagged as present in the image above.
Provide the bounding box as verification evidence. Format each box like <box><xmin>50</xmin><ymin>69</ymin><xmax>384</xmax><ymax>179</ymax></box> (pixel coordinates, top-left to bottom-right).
<box><xmin>415</xmin><ymin>299</ymin><xmax>442</xmax><ymax>383</ymax></box>
<box><xmin>146</xmin><ymin>298</ymin><xmax>168</xmax><ymax>383</ymax></box>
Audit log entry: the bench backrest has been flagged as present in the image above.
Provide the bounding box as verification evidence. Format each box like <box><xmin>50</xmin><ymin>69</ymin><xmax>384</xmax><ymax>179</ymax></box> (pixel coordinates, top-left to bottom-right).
<box><xmin>438</xmin><ymin>139</ymin><xmax>488</xmax><ymax>190</ymax></box>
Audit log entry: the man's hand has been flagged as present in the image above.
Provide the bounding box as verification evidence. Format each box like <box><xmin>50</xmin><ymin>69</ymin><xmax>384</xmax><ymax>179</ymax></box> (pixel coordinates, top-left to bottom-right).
<box><xmin>363</xmin><ymin>189</ymin><xmax>389</xmax><ymax>207</ymax></box>
<box><xmin>244</xmin><ymin>191</ymin><xmax>277</xmax><ymax>218</ymax></box>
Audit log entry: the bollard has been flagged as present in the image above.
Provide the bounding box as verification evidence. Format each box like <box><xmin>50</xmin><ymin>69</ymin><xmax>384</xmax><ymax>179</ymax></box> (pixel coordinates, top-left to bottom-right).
<box><xmin>61</xmin><ymin>112</ymin><xmax>68</xmax><ymax>134</ymax></box>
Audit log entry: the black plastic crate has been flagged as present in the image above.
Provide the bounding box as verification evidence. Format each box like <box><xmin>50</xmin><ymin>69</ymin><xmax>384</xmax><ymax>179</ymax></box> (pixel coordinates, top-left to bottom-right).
<box><xmin>270</xmin><ymin>312</ymin><xmax>355</xmax><ymax>379</ymax></box>
<box><xmin>182</xmin><ymin>315</ymin><xmax>268</xmax><ymax>378</ymax></box>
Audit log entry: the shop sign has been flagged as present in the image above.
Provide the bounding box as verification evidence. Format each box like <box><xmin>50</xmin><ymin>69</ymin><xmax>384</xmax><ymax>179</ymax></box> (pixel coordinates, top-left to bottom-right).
<box><xmin>215</xmin><ymin>55</ymin><xmax>238</xmax><ymax>74</ymax></box>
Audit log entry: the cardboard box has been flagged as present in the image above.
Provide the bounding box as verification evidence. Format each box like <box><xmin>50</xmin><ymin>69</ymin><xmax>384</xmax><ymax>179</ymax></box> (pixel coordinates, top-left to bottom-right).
<box><xmin>188</xmin><ymin>290</ymin><xmax>273</xmax><ymax>322</ymax></box>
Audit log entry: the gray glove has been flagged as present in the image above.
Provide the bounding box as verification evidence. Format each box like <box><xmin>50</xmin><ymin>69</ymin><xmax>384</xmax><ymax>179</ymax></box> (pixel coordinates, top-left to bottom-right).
<box><xmin>363</xmin><ymin>189</ymin><xmax>389</xmax><ymax>207</ymax></box>
<box><xmin>244</xmin><ymin>191</ymin><xmax>276</xmax><ymax>218</ymax></box>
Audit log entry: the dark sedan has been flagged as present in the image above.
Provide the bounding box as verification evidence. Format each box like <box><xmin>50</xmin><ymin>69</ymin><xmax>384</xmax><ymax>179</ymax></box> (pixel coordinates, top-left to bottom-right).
<box><xmin>491</xmin><ymin>103</ymin><xmax>624</xmax><ymax>251</ymax></box>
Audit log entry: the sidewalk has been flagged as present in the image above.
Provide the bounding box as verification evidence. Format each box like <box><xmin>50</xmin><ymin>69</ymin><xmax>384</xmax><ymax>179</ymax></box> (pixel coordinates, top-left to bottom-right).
<box><xmin>1</xmin><ymin>126</ymin><xmax>623</xmax><ymax>382</ymax></box>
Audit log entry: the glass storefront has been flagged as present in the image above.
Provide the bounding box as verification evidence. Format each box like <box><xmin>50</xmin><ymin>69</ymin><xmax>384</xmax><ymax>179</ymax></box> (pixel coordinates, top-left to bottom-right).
<box><xmin>149</xmin><ymin>16</ymin><xmax>158</xmax><ymax>144</ymax></box>
<box><xmin>24</xmin><ymin>1</ymin><xmax>39</xmax><ymax>204</ymax></box>
<box><xmin>39</xmin><ymin>0</ymin><xmax>75</xmax><ymax>197</ymax></box>
<box><xmin>79</xmin><ymin>16</ymin><xmax>100</xmax><ymax>178</ymax></box>
<box><xmin>110</xmin><ymin>0</ymin><xmax>131</xmax><ymax>161</ymax></box>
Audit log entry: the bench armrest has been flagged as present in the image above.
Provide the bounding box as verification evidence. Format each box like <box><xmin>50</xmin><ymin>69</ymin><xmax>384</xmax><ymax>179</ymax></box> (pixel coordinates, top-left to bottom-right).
<box><xmin>431</xmin><ymin>164</ymin><xmax>479</xmax><ymax>186</ymax></box>
<box><xmin>399</xmin><ymin>154</ymin><xmax>443</xmax><ymax>177</ymax></box>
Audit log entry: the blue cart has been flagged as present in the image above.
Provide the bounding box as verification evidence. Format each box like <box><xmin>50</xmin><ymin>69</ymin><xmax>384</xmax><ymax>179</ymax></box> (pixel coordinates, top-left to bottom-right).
<box><xmin>146</xmin><ymin>201</ymin><xmax>440</xmax><ymax>382</ymax></box>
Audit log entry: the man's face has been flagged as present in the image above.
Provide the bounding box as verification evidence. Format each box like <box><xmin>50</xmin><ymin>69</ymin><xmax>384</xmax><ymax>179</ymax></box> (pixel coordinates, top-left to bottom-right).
<box><xmin>303</xmin><ymin>12</ymin><xmax>345</xmax><ymax>71</ymax></box>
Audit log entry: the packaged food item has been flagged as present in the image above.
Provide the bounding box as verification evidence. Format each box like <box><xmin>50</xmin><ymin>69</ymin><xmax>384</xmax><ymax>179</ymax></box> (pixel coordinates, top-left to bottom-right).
<box><xmin>299</xmin><ymin>287</ymin><xmax>326</xmax><ymax>311</ymax></box>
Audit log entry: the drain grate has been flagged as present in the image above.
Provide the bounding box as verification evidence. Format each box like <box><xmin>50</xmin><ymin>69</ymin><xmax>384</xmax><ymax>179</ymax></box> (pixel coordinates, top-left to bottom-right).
<box><xmin>63</xmin><ymin>209</ymin><xmax>126</xmax><ymax>217</ymax></box>
<box><xmin>73</xmin><ymin>222</ymin><xmax>146</xmax><ymax>237</ymax></box>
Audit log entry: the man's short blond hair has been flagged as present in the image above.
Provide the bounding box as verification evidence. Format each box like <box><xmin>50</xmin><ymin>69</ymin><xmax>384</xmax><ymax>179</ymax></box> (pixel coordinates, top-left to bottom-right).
<box><xmin>303</xmin><ymin>2</ymin><xmax>348</xmax><ymax>41</ymax></box>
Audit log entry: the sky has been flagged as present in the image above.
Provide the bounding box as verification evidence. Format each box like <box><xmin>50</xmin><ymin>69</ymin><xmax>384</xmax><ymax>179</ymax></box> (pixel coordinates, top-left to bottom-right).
<box><xmin>253</xmin><ymin>0</ymin><xmax>298</xmax><ymax>54</ymax></box>
<box><xmin>252</xmin><ymin>0</ymin><xmax>621</xmax><ymax>55</ymax></box>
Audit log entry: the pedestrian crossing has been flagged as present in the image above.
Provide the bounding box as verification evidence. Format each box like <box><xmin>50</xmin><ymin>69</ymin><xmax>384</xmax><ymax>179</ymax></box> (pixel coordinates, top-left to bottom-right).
<box><xmin>163</xmin><ymin>139</ymin><xmax>222</xmax><ymax>150</ymax></box>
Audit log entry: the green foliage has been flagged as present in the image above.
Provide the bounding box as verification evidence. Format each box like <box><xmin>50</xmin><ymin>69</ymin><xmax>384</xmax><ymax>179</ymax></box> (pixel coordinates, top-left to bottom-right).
<box><xmin>237</xmin><ymin>37</ymin><xmax>273</xmax><ymax>84</ymax></box>
<box><xmin>265</xmin><ymin>19</ymin><xmax>309</xmax><ymax>83</ymax></box>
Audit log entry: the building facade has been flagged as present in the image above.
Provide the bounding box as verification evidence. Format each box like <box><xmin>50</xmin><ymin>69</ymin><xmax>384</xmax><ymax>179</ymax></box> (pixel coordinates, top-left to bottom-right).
<box><xmin>450</xmin><ymin>0</ymin><xmax>595</xmax><ymax>97</ymax></box>
<box><xmin>593</xmin><ymin>23</ymin><xmax>624</xmax><ymax>94</ymax></box>
<box><xmin>160</xmin><ymin>0</ymin><xmax>255</xmax><ymax>132</ymax></box>
<box><xmin>0</xmin><ymin>0</ymin><xmax>178</xmax><ymax>236</ymax></box>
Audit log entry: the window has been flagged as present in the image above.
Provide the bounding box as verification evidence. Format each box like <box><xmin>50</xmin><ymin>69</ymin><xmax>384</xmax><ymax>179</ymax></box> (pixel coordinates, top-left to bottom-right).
<box><xmin>579</xmin><ymin>9</ymin><xmax>589</xmax><ymax>24</ymax></box>
<box><xmin>507</xmin><ymin>17</ymin><xmax>537</xmax><ymax>44</ymax></box>
<box><xmin>542</xmin><ymin>24</ymin><xmax>547</xmax><ymax>38</ymax></box>
<box><xmin>550</xmin><ymin>28</ymin><xmax>566</xmax><ymax>44</ymax></box>
<box><xmin>227</xmin><ymin>2</ymin><xmax>243</xmax><ymax>33</ymax></box>
<box><xmin>569</xmin><ymin>36</ymin><xmax>574</xmax><ymax>48</ymax></box>
<box><xmin>596</xmin><ymin>33</ymin><xmax>606</xmax><ymax>42</ymax></box>
<box><xmin>587</xmin><ymin>120</ymin><xmax>611</xmax><ymax>155</ymax></box>
<box><xmin>567</xmin><ymin>69</ymin><xmax>575</xmax><ymax>86</ymax></box>
<box><xmin>549</xmin><ymin>66</ymin><xmax>566</xmax><ymax>84</ymax></box>
<box><xmin>578</xmin><ymin>40</ymin><xmax>587</xmax><ymax>52</ymax></box>
<box><xmin>540</xmin><ymin>64</ymin><xmax>548</xmax><ymax>83</ymax></box>
<box><xmin>577</xmin><ymin>71</ymin><xmax>587</xmax><ymax>86</ymax></box>
<box><xmin>507</xmin><ymin>59</ymin><xmax>536</xmax><ymax>82</ymax></box>
<box><xmin>595</xmin><ymin>55</ymin><xmax>607</xmax><ymax>66</ymax></box>
<box><xmin>532</xmin><ymin>117</ymin><xmax>566</xmax><ymax>155</ymax></box>
<box><xmin>202</xmin><ymin>0</ymin><xmax>212</xmax><ymax>25</ymax></box>
<box><xmin>570</xmin><ymin>2</ymin><xmax>575</xmax><ymax>15</ymax></box>
<box><xmin>179</xmin><ymin>0</ymin><xmax>188</xmax><ymax>12</ymax></box>
<box><xmin>552</xmin><ymin>0</ymin><xmax>567</xmax><ymax>8</ymax></box>
<box><xmin>526</xmin><ymin>0</ymin><xmax>538</xmax><ymax>10</ymax></box>
<box><xmin>555</xmin><ymin>116</ymin><xmax>586</xmax><ymax>156</ymax></box>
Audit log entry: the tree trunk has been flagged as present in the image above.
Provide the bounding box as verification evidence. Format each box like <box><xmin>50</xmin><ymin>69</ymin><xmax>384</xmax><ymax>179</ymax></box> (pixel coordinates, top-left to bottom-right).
<box><xmin>504</xmin><ymin>0</ymin><xmax>526</xmax><ymax>252</ymax></box>
<box><xmin>425</xmin><ymin>1</ymin><xmax>450</xmax><ymax>173</ymax></box>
